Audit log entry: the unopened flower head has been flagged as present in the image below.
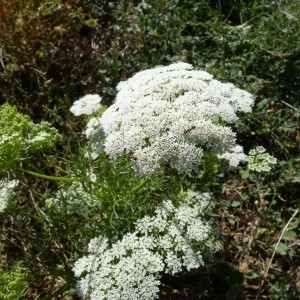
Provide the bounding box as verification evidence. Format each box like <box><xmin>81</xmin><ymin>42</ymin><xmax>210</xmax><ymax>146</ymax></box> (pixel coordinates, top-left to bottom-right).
<box><xmin>70</xmin><ymin>94</ymin><xmax>102</xmax><ymax>116</ymax></box>
<box><xmin>97</xmin><ymin>62</ymin><xmax>254</xmax><ymax>175</ymax></box>
<box><xmin>26</xmin><ymin>121</ymin><xmax>61</xmax><ymax>151</ymax></box>
<box><xmin>246</xmin><ymin>146</ymin><xmax>277</xmax><ymax>172</ymax></box>
<box><xmin>73</xmin><ymin>191</ymin><xmax>220</xmax><ymax>299</ymax></box>
<box><xmin>0</xmin><ymin>103</ymin><xmax>61</xmax><ymax>173</ymax></box>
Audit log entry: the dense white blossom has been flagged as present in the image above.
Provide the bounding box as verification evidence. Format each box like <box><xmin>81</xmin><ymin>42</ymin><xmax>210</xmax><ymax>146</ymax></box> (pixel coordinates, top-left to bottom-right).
<box><xmin>217</xmin><ymin>145</ymin><xmax>247</xmax><ymax>167</ymax></box>
<box><xmin>73</xmin><ymin>191</ymin><xmax>220</xmax><ymax>300</ymax></box>
<box><xmin>95</xmin><ymin>62</ymin><xmax>254</xmax><ymax>174</ymax></box>
<box><xmin>70</xmin><ymin>94</ymin><xmax>102</xmax><ymax>116</ymax></box>
<box><xmin>0</xmin><ymin>179</ymin><xmax>19</xmax><ymax>213</ymax></box>
<box><xmin>245</xmin><ymin>146</ymin><xmax>277</xmax><ymax>172</ymax></box>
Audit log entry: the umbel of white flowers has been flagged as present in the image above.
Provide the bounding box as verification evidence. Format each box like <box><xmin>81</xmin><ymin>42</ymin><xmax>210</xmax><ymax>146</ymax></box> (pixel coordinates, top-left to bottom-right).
<box><xmin>73</xmin><ymin>191</ymin><xmax>220</xmax><ymax>300</ymax></box>
<box><xmin>71</xmin><ymin>62</ymin><xmax>255</xmax><ymax>174</ymax></box>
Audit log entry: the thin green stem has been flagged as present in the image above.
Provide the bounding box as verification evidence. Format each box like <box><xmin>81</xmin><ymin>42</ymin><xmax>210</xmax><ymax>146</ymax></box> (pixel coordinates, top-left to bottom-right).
<box><xmin>255</xmin><ymin>208</ymin><xmax>299</xmax><ymax>299</ymax></box>
<box><xmin>20</xmin><ymin>168</ymin><xmax>81</xmax><ymax>182</ymax></box>
<box><xmin>126</xmin><ymin>178</ymin><xmax>150</xmax><ymax>195</ymax></box>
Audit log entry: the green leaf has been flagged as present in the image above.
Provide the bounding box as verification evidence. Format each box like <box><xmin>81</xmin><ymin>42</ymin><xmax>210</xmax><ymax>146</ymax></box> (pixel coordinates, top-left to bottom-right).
<box><xmin>282</xmin><ymin>230</ymin><xmax>297</xmax><ymax>241</ymax></box>
<box><xmin>274</xmin><ymin>242</ymin><xmax>289</xmax><ymax>255</ymax></box>
<box><xmin>240</xmin><ymin>169</ymin><xmax>250</xmax><ymax>179</ymax></box>
<box><xmin>231</xmin><ymin>200</ymin><xmax>241</xmax><ymax>207</ymax></box>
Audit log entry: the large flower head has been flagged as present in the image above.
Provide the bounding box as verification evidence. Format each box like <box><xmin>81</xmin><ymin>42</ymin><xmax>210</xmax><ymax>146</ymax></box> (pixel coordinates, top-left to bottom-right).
<box><xmin>98</xmin><ymin>62</ymin><xmax>254</xmax><ymax>175</ymax></box>
<box><xmin>73</xmin><ymin>191</ymin><xmax>220</xmax><ymax>300</ymax></box>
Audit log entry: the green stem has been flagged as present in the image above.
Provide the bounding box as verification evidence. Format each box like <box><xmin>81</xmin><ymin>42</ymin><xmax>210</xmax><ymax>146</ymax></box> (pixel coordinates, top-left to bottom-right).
<box><xmin>126</xmin><ymin>178</ymin><xmax>150</xmax><ymax>195</ymax></box>
<box><xmin>20</xmin><ymin>168</ymin><xmax>81</xmax><ymax>182</ymax></box>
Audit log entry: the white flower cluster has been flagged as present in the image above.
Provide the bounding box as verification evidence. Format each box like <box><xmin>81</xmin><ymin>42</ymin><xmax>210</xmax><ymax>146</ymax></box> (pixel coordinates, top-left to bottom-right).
<box><xmin>69</xmin><ymin>95</ymin><xmax>104</xmax><ymax>158</ymax></box>
<box><xmin>0</xmin><ymin>179</ymin><xmax>19</xmax><ymax>213</ymax></box>
<box><xmin>217</xmin><ymin>145</ymin><xmax>247</xmax><ymax>167</ymax></box>
<box><xmin>73</xmin><ymin>191</ymin><xmax>220</xmax><ymax>300</ymax></box>
<box><xmin>70</xmin><ymin>94</ymin><xmax>102</xmax><ymax>116</ymax></box>
<box><xmin>95</xmin><ymin>62</ymin><xmax>254</xmax><ymax>175</ymax></box>
<box><xmin>246</xmin><ymin>146</ymin><xmax>277</xmax><ymax>172</ymax></box>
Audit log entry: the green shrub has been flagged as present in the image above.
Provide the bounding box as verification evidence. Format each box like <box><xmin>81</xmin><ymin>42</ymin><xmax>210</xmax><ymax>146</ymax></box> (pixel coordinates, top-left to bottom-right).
<box><xmin>0</xmin><ymin>103</ymin><xmax>61</xmax><ymax>175</ymax></box>
<box><xmin>0</xmin><ymin>268</ymin><xmax>27</xmax><ymax>300</ymax></box>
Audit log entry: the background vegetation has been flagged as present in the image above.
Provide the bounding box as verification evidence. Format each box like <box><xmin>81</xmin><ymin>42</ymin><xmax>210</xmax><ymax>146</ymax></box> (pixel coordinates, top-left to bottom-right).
<box><xmin>0</xmin><ymin>0</ymin><xmax>299</xmax><ymax>299</ymax></box>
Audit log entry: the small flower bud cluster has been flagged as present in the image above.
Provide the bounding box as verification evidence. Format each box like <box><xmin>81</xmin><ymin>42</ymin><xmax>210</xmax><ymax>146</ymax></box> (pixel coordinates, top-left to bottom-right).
<box><xmin>97</xmin><ymin>62</ymin><xmax>254</xmax><ymax>175</ymax></box>
<box><xmin>25</xmin><ymin>121</ymin><xmax>61</xmax><ymax>151</ymax></box>
<box><xmin>246</xmin><ymin>146</ymin><xmax>277</xmax><ymax>172</ymax></box>
<box><xmin>73</xmin><ymin>191</ymin><xmax>220</xmax><ymax>300</ymax></box>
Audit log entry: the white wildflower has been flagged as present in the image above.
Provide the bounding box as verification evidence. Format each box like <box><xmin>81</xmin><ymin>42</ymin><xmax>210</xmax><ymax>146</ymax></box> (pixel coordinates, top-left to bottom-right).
<box><xmin>217</xmin><ymin>145</ymin><xmax>247</xmax><ymax>167</ymax></box>
<box><xmin>74</xmin><ymin>191</ymin><xmax>220</xmax><ymax>299</ymax></box>
<box><xmin>74</xmin><ymin>233</ymin><xmax>163</xmax><ymax>300</ymax></box>
<box><xmin>0</xmin><ymin>179</ymin><xmax>19</xmax><ymax>213</ymax></box>
<box><xmin>70</xmin><ymin>94</ymin><xmax>102</xmax><ymax>116</ymax></box>
<box><xmin>97</xmin><ymin>62</ymin><xmax>254</xmax><ymax>174</ymax></box>
<box><xmin>245</xmin><ymin>146</ymin><xmax>277</xmax><ymax>172</ymax></box>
